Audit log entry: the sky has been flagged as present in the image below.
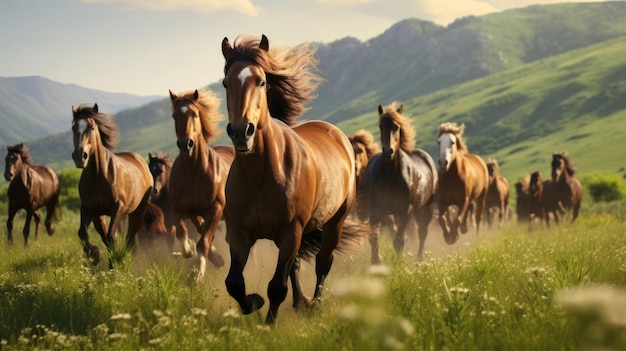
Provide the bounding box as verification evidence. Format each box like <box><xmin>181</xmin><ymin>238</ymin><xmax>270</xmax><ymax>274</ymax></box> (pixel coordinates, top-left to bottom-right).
<box><xmin>0</xmin><ymin>0</ymin><xmax>617</xmax><ymax>96</ymax></box>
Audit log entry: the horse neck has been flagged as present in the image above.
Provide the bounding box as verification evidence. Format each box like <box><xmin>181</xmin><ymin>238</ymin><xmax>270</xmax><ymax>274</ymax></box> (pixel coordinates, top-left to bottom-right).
<box><xmin>183</xmin><ymin>139</ymin><xmax>211</xmax><ymax>170</ymax></box>
<box><xmin>235</xmin><ymin>117</ymin><xmax>288</xmax><ymax>181</ymax></box>
<box><xmin>11</xmin><ymin>161</ymin><xmax>30</xmax><ymax>186</ymax></box>
<box><xmin>87</xmin><ymin>142</ymin><xmax>113</xmax><ymax>176</ymax></box>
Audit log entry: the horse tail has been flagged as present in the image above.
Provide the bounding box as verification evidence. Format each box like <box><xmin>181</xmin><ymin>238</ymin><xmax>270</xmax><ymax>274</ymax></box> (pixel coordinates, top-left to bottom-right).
<box><xmin>299</xmin><ymin>218</ymin><xmax>367</xmax><ymax>262</ymax></box>
<box><xmin>44</xmin><ymin>170</ymin><xmax>62</xmax><ymax>235</ymax></box>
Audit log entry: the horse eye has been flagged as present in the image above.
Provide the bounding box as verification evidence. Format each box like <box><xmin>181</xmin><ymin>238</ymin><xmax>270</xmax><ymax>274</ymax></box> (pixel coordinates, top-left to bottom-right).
<box><xmin>259</xmin><ymin>80</ymin><xmax>266</xmax><ymax>87</ymax></box>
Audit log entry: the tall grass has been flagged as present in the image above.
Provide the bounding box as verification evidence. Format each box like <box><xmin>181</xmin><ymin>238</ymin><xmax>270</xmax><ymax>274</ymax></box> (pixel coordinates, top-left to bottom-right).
<box><xmin>0</xmin><ymin>206</ymin><xmax>625</xmax><ymax>350</ymax></box>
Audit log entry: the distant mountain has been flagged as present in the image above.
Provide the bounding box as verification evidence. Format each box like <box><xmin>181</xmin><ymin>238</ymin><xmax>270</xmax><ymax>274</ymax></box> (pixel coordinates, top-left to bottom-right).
<box><xmin>0</xmin><ymin>76</ymin><xmax>162</xmax><ymax>145</ymax></box>
<box><xmin>16</xmin><ymin>2</ymin><xmax>626</xmax><ymax>176</ymax></box>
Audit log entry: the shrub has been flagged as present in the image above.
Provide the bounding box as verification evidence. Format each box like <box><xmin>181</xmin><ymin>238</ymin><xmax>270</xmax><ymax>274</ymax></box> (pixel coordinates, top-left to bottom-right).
<box><xmin>58</xmin><ymin>168</ymin><xmax>82</xmax><ymax>212</ymax></box>
<box><xmin>583</xmin><ymin>174</ymin><xmax>626</xmax><ymax>203</ymax></box>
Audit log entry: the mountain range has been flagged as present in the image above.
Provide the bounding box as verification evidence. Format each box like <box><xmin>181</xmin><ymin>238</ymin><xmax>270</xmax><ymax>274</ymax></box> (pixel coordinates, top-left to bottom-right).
<box><xmin>3</xmin><ymin>1</ymin><xmax>626</xmax><ymax>183</ymax></box>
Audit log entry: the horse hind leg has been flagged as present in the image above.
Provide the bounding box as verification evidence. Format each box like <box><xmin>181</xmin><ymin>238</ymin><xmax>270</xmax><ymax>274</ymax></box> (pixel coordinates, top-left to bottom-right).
<box><xmin>368</xmin><ymin>221</ymin><xmax>383</xmax><ymax>264</ymax></box>
<box><xmin>21</xmin><ymin>210</ymin><xmax>37</xmax><ymax>247</ymax></box>
<box><xmin>6</xmin><ymin>207</ymin><xmax>17</xmax><ymax>245</ymax></box>
<box><xmin>392</xmin><ymin>214</ymin><xmax>410</xmax><ymax>257</ymax></box>
<box><xmin>414</xmin><ymin>205</ymin><xmax>433</xmax><ymax>261</ymax></box>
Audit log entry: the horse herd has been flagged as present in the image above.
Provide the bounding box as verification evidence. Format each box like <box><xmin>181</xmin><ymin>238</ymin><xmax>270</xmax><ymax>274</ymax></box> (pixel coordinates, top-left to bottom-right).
<box><xmin>2</xmin><ymin>34</ymin><xmax>583</xmax><ymax>324</ymax></box>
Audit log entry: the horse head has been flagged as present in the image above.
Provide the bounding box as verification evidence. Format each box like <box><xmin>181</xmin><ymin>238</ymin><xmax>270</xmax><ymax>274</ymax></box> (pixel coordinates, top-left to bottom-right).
<box><xmin>530</xmin><ymin>171</ymin><xmax>543</xmax><ymax>199</ymax></box>
<box><xmin>72</xmin><ymin>103</ymin><xmax>113</xmax><ymax>169</ymax></box>
<box><xmin>221</xmin><ymin>35</ymin><xmax>270</xmax><ymax>153</ymax></box>
<box><xmin>4</xmin><ymin>143</ymin><xmax>25</xmax><ymax>181</ymax></box>
<box><xmin>148</xmin><ymin>152</ymin><xmax>170</xmax><ymax>199</ymax></box>
<box><xmin>170</xmin><ymin>90</ymin><xmax>201</xmax><ymax>157</ymax></box>
<box><xmin>378</xmin><ymin>104</ymin><xmax>403</xmax><ymax>161</ymax></box>
<box><xmin>437</xmin><ymin>122</ymin><xmax>466</xmax><ymax>172</ymax></box>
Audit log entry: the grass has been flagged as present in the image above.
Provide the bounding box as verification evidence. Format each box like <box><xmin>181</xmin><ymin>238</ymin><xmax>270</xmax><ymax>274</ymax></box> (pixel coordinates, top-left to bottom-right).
<box><xmin>0</xmin><ymin>200</ymin><xmax>625</xmax><ymax>350</ymax></box>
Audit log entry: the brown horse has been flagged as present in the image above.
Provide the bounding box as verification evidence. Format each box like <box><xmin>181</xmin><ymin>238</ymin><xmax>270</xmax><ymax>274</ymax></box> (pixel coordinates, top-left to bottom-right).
<box><xmin>514</xmin><ymin>178</ymin><xmax>531</xmax><ymax>224</ymax></box>
<box><xmin>222</xmin><ymin>34</ymin><xmax>365</xmax><ymax>324</ymax></box>
<box><xmin>485</xmin><ymin>159</ymin><xmax>509</xmax><ymax>227</ymax></box>
<box><xmin>4</xmin><ymin>143</ymin><xmax>60</xmax><ymax>246</ymax></box>
<box><xmin>358</xmin><ymin>103</ymin><xmax>437</xmax><ymax>263</ymax></box>
<box><xmin>528</xmin><ymin>171</ymin><xmax>564</xmax><ymax>228</ymax></box>
<box><xmin>168</xmin><ymin>89</ymin><xmax>235</xmax><ymax>281</ymax></box>
<box><xmin>437</xmin><ymin>122</ymin><xmax>489</xmax><ymax>244</ymax></box>
<box><xmin>348</xmin><ymin>129</ymin><xmax>380</xmax><ymax>191</ymax></box>
<box><xmin>71</xmin><ymin>103</ymin><xmax>153</xmax><ymax>268</ymax></box>
<box><xmin>551</xmin><ymin>152</ymin><xmax>583</xmax><ymax>222</ymax></box>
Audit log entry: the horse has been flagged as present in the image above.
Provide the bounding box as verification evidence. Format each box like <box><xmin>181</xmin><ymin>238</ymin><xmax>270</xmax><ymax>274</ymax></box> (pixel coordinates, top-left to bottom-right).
<box><xmin>485</xmin><ymin>158</ymin><xmax>509</xmax><ymax>227</ymax></box>
<box><xmin>168</xmin><ymin>89</ymin><xmax>235</xmax><ymax>281</ymax></box>
<box><xmin>4</xmin><ymin>143</ymin><xmax>60</xmax><ymax>246</ymax></box>
<box><xmin>222</xmin><ymin>34</ymin><xmax>365</xmax><ymax>324</ymax></box>
<box><xmin>358</xmin><ymin>103</ymin><xmax>437</xmax><ymax>263</ymax></box>
<box><xmin>528</xmin><ymin>171</ymin><xmax>564</xmax><ymax>228</ymax></box>
<box><xmin>514</xmin><ymin>178</ymin><xmax>531</xmax><ymax>224</ymax></box>
<box><xmin>71</xmin><ymin>103</ymin><xmax>153</xmax><ymax>268</ymax></box>
<box><xmin>348</xmin><ymin>129</ymin><xmax>380</xmax><ymax>191</ymax></box>
<box><xmin>551</xmin><ymin>152</ymin><xmax>583</xmax><ymax>222</ymax></box>
<box><xmin>437</xmin><ymin>122</ymin><xmax>489</xmax><ymax>244</ymax></box>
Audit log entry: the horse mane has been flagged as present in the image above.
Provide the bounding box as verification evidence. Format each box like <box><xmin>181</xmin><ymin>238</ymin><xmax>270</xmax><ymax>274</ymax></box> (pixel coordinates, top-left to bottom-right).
<box><xmin>529</xmin><ymin>171</ymin><xmax>543</xmax><ymax>198</ymax></box>
<box><xmin>149</xmin><ymin>151</ymin><xmax>172</xmax><ymax>167</ymax></box>
<box><xmin>7</xmin><ymin>144</ymin><xmax>33</xmax><ymax>166</ymax></box>
<box><xmin>349</xmin><ymin>129</ymin><xmax>381</xmax><ymax>159</ymax></box>
<box><xmin>73</xmin><ymin>103</ymin><xmax>119</xmax><ymax>150</ymax></box>
<box><xmin>171</xmin><ymin>90</ymin><xmax>222</xmax><ymax>144</ymax></box>
<box><xmin>224</xmin><ymin>34</ymin><xmax>322</xmax><ymax>125</ymax></box>
<box><xmin>379</xmin><ymin>102</ymin><xmax>415</xmax><ymax>152</ymax></box>
<box><xmin>553</xmin><ymin>151</ymin><xmax>576</xmax><ymax>176</ymax></box>
<box><xmin>437</xmin><ymin>122</ymin><xmax>468</xmax><ymax>153</ymax></box>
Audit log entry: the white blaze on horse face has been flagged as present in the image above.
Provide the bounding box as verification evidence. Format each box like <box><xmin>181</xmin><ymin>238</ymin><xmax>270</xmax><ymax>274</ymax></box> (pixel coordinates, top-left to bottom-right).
<box><xmin>76</xmin><ymin>119</ymin><xmax>88</xmax><ymax>136</ymax></box>
<box><xmin>237</xmin><ymin>66</ymin><xmax>253</xmax><ymax>87</ymax></box>
<box><xmin>438</xmin><ymin>132</ymin><xmax>456</xmax><ymax>171</ymax></box>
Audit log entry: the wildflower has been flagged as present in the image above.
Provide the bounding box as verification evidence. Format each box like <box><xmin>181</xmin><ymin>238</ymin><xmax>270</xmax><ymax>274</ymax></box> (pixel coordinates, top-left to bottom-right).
<box><xmin>223</xmin><ymin>308</ymin><xmax>240</xmax><ymax>318</ymax></box>
<box><xmin>107</xmin><ymin>333</ymin><xmax>128</xmax><ymax>341</ymax></box>
<box><xmin>110</xmin><ymin>313</ymin><xmax>132</xmax><ymax>321</ymax></box>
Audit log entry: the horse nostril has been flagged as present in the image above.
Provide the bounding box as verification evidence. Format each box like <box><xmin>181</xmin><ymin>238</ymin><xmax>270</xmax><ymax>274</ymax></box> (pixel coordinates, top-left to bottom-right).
<box><xmin>245</xmin><ymin>123</ymin><xmax>255</xmax><ymax>138</ymax></box>
<box><xmin>186</xmin><ymin>139</ymin><xmax>194</xmax><ymax>149</ymax></box>
<box><xmin>226</xmin><ymin>124</ymin><xmax>235</xmax><ymax>138</ymax></box>
<box><xmin>82</xmin><ymin>152</ymin><xmax>88</xmax><ymax>160</ymax></box>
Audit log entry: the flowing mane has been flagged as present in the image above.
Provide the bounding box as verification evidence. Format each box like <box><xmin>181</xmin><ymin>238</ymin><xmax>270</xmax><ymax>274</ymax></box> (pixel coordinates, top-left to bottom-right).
<box><xmin>72</xmin><ymin>103</ymin><xmax>119</xmax><ymax>150</ymax></box>
<box><xmin>378</xmin><ymin>102</ymin><xmax>415</xmax><ymax>152</ymax></box>
<box><xmin>223</xmin><ymin>34</ymin><xmax>321</xmax><ymax>125</ymax></box>
<box><xmin>7</xmin><ymin>144</ymin><xmax>33</xmax><ymax>166</ymax></box>
<box><xmin>437</xmin><ymin>122</ymin><xmax>468</xmax><ymax>153</ymax></box>
<box><xmin>349</xmin><ymin>129</ymin><xmax>381</xmax><ymax>159</ymax></box>
<box><xmin>170</xmin><ymin>90</ymin><xmax>222</xmax><ymax>144</ymax></box>
<box><xmin>553</xmin><ymin>152</ymin><xmax>576</xmax><ymax>176</ymax></box>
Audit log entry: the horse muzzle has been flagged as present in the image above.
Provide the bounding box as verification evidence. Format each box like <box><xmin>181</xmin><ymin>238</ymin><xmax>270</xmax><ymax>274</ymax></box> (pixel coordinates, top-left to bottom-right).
<box><xmin>4</xmin><ymin>172</ymin><xmax>12</xmax><ymax>182</ymax></box>
<box><xmin>226</xmin><ymin>122</ymin><xmax>255</xmax><ymax>152</ymax></box>
<box><xmin>72</xmin><ymin>149</ymin><xmax>88</xmax><ymax>168</ymax></box>
<box><xmin>177</xmin><ymin>138</ymin><xmax>194</xmax><ymax>157</ymax></box>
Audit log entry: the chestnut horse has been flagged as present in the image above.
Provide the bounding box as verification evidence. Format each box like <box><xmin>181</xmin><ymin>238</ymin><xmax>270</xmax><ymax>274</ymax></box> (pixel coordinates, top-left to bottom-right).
<box><xmin>168</xmin><ymin>89</ymin><xmax>235</xmax><ymax>281</ymax></box>
<box><xmin>4</xmin><ymin>143</ymin><xmax>60</xmax><ymax>246</ymax></box>
<box><xmin>348</xmin><ymin>129</ymin><xmax>380</xmax><ymax>191</ymax></box>
<box><xmin>485</xmin><ymin>159</ymin><xmax>509</xmax><ymax>227</ymax></box>
<box><xmin>551</xmin><ymin>152</ymin><xmax>583</xmax><ymax>222</ymax></box>
<box><xmin>71</xmin><ymin>103</ymin><xmax>153</xmax><ymax>268</ymax></box>
<box><xmin>437</xmin><ymin>122</ymin><xmax>488</xmax><ymax>244</ymax></box>
<box><xmin>514</xmin><ymin>178</ymin><xmax>531</xmax><ymax>224</ymax></box>
<box><xmin>359</xmin><ymin>103</ymin><xmax>437</xmax><ymax>263</ymax></box>
<box><xmin>222</xmin><ymin>34</ymin><xmax>365</xmax><ymax>324</ymax></box>
<box><xmin>528</xmin><ymin>171</ymin><xmax>564</xmax><ymax>228</ymax></box>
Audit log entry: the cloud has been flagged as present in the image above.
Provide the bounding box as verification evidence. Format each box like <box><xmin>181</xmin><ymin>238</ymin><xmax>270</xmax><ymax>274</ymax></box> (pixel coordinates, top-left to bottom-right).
<box><xmin>82</xmin><ymin>0</ymin><xmax>261</xmax><ymax>16</ymax></box>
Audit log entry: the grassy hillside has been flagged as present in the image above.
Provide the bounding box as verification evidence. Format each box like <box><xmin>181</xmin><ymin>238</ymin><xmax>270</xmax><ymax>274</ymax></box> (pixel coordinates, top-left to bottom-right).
<box><xmin>338</xmin><ymin>36</ymin><xmax>626</xmax><ymax>184</ymax></box>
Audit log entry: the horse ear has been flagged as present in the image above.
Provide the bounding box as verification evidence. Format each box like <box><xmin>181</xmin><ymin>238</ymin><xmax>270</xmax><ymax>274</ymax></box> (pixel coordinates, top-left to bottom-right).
<box><xmin>93</xmin><ymin>103</ymin><xmax>99</xmax><ymax>114</ymax></box>
<box><xmin>377</xmin><ymin>104</ymin><xmax>383</xmax><ymax>115</ymax></box>
<box><xmin>397</xmin><ymin>104</ymin><xmax>404</xmax><ymax>114</ymax></box>
<box><xmin>71</xmin><ymin>105</ymin><xmax>77</xmax><ymax>114</ymax></box>
<box><xmin>149</xmin><ymin>152</ymin><xmax>154</xmax><ymax>159</ymax></box>
<box><xmin>193</xmin><ymin>89</ymin><xmax>199</xmax><ymax>101</ymax></box>
<box><xmin>260</xmin><ymin>34</ymin><xmax>269</xmax><ymax>52</ymax></box>
<box><xmin>222</xmin><ymin>37</ymin><xmax>233</xmax><ymax>59</ymax></box>
<box><xmin>169</xmin><ymin>90</ymin><xmax>177</xmax><ymax>102</ymax></box>
<box><xmin>17</xmin><ymin>143</ymin><xmax>23</xmax><ymax>150</ymax></box>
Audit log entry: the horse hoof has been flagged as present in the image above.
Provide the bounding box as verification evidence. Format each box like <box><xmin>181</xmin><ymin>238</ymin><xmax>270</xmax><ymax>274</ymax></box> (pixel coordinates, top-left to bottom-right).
<box><xmin>208</xmin><ymin>252</ymin><xmax>225</xmax><ymax>268</ymax></box>
<box><xmin>46</xmin><ymin>224</ymin><xmax>56</xmax><ymax>235</ymax></box>
<box><xmin>242</xmin><ymin>294</ymin><xmax>265</xmax><ymax>314</ymax></box>
<box><xmin>370</xmin><ymin>254</ymin><xmax>384</xmax><ymax>265</ymax></box>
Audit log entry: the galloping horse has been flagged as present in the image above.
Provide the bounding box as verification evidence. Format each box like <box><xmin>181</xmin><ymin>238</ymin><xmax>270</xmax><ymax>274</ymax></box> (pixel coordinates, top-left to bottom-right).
<box><xmin>222</xmin><ymin>34</ymin><xmax>365</xmax><ymax>324</ymax></box>
<box><xmin>528</xmin><ymin>171</ymin><xmax>563</xmax><ymax>228</ymax></box>
<box><xmin>168</xmin><ymin>89</ymin><xmax>235</xmax><ymax>281</ymax></box>
<box><xmin>514</xmin><ymin>178</ymin><xmax>531</xmax><ymax>224</ymax></box>
<box><xmin>359</xmin><ymin>103</ymin><xmax>437</xmax><ymax>263</ymax></box>
<box><xmin>437</xmin><ymin>122</ymin><xmax>488</xmax><ymax>244</ymax></box>
<box><xmin>485</xmin><ymin>159</ymin><xmax>509</xmax><ymax>227</ymax></box>
<box><xmin>4</xmin><ymin>143</ymin><xmax>60</xmax><ymax>246</ymax></box>
<box><xmin>348</xmin><ymin>129</ymin><xmax>380</xmax><ymax>191</ymax></box>
<box><xmin>72</xmin><ymin>103</ymin><xmax>153</xmax><ymax>268</ymax></box>
<box><xmin>551</xmin><ymin>152</ymin><xmax>583</xmax><ymax>222</ymax></box>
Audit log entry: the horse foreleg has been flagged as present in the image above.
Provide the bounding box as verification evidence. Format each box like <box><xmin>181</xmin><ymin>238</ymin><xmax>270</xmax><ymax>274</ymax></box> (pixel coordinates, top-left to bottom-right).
<box><xmin>368</xmin><ymin>221</ymin><xmax>383</xmax><ymax>264</ymax></box>
<box><xmin>266</xmin><ymin>224</ymin><xmax>302</xmax><ymax>324</ymax></box>
<box><xmin>438</xmin><ymin>207</ymin><xmax>454</xmax><ymax>244</ymax></box>
<box><xmin>78</xmin><ymin>210</ymin><xmax>100</xmax><ymax>266</ymax></box>
<box><xmin>393</xmin><ymin>213</ymin><xmax>410</xmax><ymax>257</ymax></box>
<box><xmin>6</xmin><ymin>206</ymin><xmax>17</xmax><ymax>245</ymax></box>
<box><xmin>198</xmin><ymin>205</ymin><xmax>225</xmax><ymax>271</ymax></box>
<box><xmin>32</xmin><ymin>210</ymin><xmax>42</xmax><ymax>241</ymax></box>
<box><xmin>458</xmin><ymin>198</ymin><xmax>472</xmax><ymax>235</ymax></box>
<box><xmin>290</xmin><ymin>254</ymin><xmax>310</xmax><ymax>309</ymax></box>
<box><xmin>173</xmin><ymin>213</ymin><xmax>195</xmax><ymax>258</ymax></box>
<box><xmin>22</xmin><ymin>210</ymin><xmax>34</xmax><ymax>247</ymax></box>
<box><xmin>126</xmin><ymin>190</ymin><xmax>151</xmax><ymax>252</ymax></box>
<box><xmin>225</xmin><ymin>231</ymin><xmax>263</xmax><ymax>316</ymax></box>
<box><xmin>414</xmin><ymin>205</ymin><xmax>433</xmax><ymax>261</ymax></box>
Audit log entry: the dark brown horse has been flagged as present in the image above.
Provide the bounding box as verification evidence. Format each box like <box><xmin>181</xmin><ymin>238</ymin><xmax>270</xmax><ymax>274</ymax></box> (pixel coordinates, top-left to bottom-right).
<box><xmin>485</xmin><ymin>158</ymin><xmax>509</xmax><ymax>227</ymax></box>
<box><xmin>528</xmin><ymin>171</ymin><xmax>564</xmax><ymax>228</ymax></box>
<box><xmin>222</xmin><ymin>34</ymin><xmax>365</xmax><ymax>324</ymax></box>
<box><xmin>514</xmin><ymin>178</ymin><xmax>531</xmax><ymax>224</ymax></box>
<box><xmin>348</xmin><ymin>129</ymin><xmax>380</xmax><ymax>191</ymax></box>
<box><xmin>437</xmin><ymin>122</ymin><xmax>489</xmax><ymax>244</ymax></box>
<box><xmin>358</xmin><ymin>103</ymin><xmax>437</xmax><ymax>263</ymax></box>
<box><xmin>168</xmin><ymin>89</ymin><xmax>235</xmax><ymax>281</ymax></box>
<box><xmin>551</xmin><ymin>152</ymin><xmax>583</xmax><ymax>222</ymax></box>
<box><xmin>71</xmin><ymin>103</ymin><xmax>153</xmax><ymax>268</ymax></box>
<box><xmin>4</xmin><ymin>143</ymin><xmax>60</xmax><ymax>246</ymax></box>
